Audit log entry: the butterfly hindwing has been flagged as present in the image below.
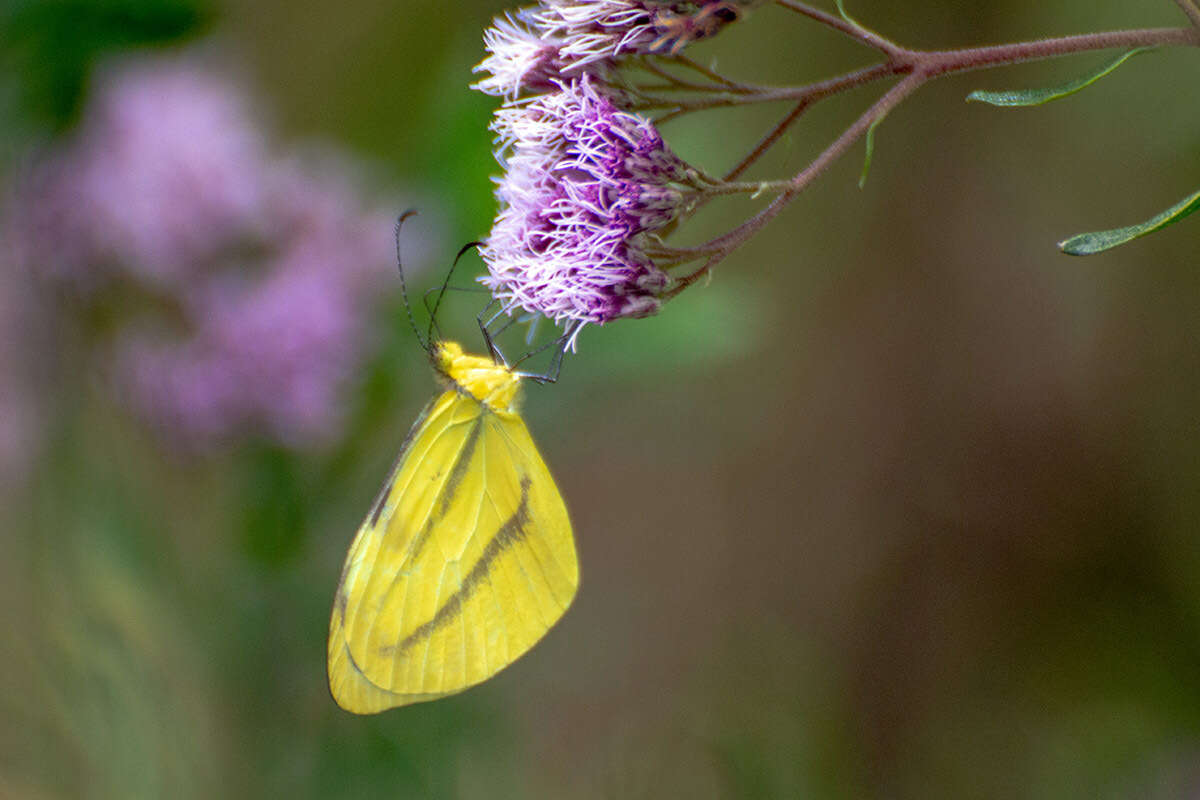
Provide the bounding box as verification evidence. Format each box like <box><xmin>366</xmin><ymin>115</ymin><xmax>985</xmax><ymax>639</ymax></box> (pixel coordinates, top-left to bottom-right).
<box><xmin>328</xmin><ymin>384</ymin><xmax>578</xmax><ymax>713</ymax></box>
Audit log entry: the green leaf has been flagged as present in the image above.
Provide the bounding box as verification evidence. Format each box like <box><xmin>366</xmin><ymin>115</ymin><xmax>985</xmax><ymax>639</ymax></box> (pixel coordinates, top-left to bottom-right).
<box><xmin>834</xmin><ymin>0</ymin><xmax>861</xmax><ymax>27</ymax></box>
<box><xmin>1059</xmin><ymin>187</ymin><xmax>1200</xmax><ymax>255</ymax></box>
<box><xmin>966</xmin><ymin>48</ymin><xmax>1151</xmax><ymax>107</ymax></box>
<box><xmin>857</xmin><ymin>116</ymin><xmax>882</xmax><ymax>189</ymax></box>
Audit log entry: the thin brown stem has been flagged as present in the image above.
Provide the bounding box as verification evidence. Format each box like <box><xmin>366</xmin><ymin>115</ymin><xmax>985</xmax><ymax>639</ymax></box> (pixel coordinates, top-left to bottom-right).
<box><xmin>652</xmin><ymin>9</ymin><xmax>1200</xmax><ymax>301</ymax></box>
<box><xmin>652</xmin><ymin>107</ymin><xmax>689</xmax><ymax>125</ymax></box>
<box><xmin>644</xmin><ymin>249</ymin><xmax>707</xmax><ymax>268</ymax></box>
<box><xmin>665</xmin><ymin>53</ymin><xmax>753</xmax><ymax>89</ymax></box>
<box><xmin>1175</xmin><ymin>0</ymin><xmax>1200</xmax><ymax>29</ymax></box>
<box><xmin>702</xmin><ymin>179</ymin><xmax>793</xmax><ymax>196</ymax></box>
<box><xmin>774</xmin><ymin>0</ymin><xmax>907</xmax><ymax>58</ymax></box>
<box><xmin>636</xmin><ymin>57</ymin><xmax>755</xmax><ymax>93</ymax></box>
<box><xmin>724</xmin><ymin>99</ymin><xmax>811</xmax><ymax>181</ymax></box>
<box><xmin>666</xmin><ymin>72</ymin><xmax>925</xmax><ymax>296</ymax></box>
<box><xmin>636</xmin><ymin>87</ymin><xmax>815</xmax><ymax>111</ymax></box>
<box><xmin>644</xmin><ymin>10</ymin><xmax>1200</xmax><ymax>122</ymax></box>
<box><xmin>637</xmin><ymin>60</ymin><xmax>903</xmax><ymax>113</ymax></box>
<box><xmin>916</xmin><ymin>27</ymin><xmax>1198</xmax><ymax>76</ymax></box>
<box><xmin>723</xmin><ymin>62</ymin><xmax>897</xmax><ymax>180</ymax></box>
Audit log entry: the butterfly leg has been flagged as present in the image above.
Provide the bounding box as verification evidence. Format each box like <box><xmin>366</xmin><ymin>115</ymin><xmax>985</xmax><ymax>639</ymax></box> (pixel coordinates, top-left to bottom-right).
<box><xmin>517</xmin><ymin>320</ymin><xmax>584</xmax><ymax>384</ymax></box>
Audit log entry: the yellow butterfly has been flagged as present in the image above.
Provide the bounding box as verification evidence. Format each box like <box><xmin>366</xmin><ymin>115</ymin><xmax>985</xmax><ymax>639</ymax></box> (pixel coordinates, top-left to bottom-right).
<box><xmin>327</xmin><ymin>339</ymin><xmax>579</xmax><ymax>713</ymax></box>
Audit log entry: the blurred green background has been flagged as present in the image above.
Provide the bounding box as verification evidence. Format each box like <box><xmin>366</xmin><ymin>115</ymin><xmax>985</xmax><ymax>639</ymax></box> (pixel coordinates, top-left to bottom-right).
<box><xmin>4</xmin><ymin>0</ymin><xmax>1200</xmax><ymax>797</ymax></box>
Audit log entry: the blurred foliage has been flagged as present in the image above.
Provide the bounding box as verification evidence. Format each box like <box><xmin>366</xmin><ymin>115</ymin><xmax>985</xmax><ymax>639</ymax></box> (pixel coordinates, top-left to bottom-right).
<box><xmin>1</xmin><ymin>0</ymin><xmax>209</xmax><ymax>128</ymax></box>
<box><xmin>5</xmin><ymin>0</ymin><xmax>1200</xmax><ymax>797</ymax></box>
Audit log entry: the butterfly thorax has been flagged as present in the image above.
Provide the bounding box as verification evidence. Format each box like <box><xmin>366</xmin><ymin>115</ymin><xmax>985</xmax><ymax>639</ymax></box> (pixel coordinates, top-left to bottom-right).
<box><xmin>434</xmin><ymin>340</ymin><xmax>521</xmax><ymax>412</ymax></box>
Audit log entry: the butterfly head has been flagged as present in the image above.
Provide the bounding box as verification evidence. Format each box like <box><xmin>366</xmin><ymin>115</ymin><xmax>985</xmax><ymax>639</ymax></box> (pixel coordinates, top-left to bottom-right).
<box><xmin>434</xmin><ymin>340</ymin><xmax>521</xmax><ymax>412</ymax></box>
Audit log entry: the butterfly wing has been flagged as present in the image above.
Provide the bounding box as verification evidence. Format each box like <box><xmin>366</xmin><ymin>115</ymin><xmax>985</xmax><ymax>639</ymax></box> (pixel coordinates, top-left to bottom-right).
<box><xmin>328</xmin><ymin>388</ymin><xmax>578</xmax><ymax>713</ymax></box>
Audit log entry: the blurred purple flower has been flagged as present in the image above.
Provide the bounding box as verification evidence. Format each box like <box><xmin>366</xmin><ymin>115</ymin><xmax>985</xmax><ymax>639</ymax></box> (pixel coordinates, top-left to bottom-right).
<box><xmin>480</xmin><ymin>76</ymin><xmax>690</xmax><ymax>324</ymax></box>
<box><xmin>81</xmin><ymin>59</ymin><xmax>271</xmax><ymax>286</ymax></box>
<box><xmin>119</xmin><ymin>261</ymin><xmax>361</xmax><ymax>448</ymax></box>
<box><xmin>12</xmin><ymin>57</ymin><xmax>272</xmax><ymax>289</ymax></box>
<box><xmin>8</xmin><ymin>51</ymin><xmax>437</xmax><ymax>451</ymax></box>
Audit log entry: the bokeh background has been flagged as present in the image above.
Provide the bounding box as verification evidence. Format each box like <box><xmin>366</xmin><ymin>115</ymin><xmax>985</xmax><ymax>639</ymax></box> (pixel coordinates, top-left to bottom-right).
<box><xmin>4</xmin><ymin>0</ymin><xmax>1200</xmax><ymax>797</ymax></box>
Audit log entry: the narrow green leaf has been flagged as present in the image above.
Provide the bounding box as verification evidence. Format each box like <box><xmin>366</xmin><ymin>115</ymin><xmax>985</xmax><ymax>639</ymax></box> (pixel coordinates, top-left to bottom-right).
<box><xmin>967</xmin><ymin>48</ymin><xmax>1151</xmax><ymax>107</ymax></box>
<box><xmin>1059</xmin><ymin>187</ymin><xmax>1200</xmax><ymax>255</ymax></box>
<box><xmin>834</xmin><ymin>0</ymin><xmax>860</xmax><ymax>26</ymax></box>
<box><xmin>858</xmin><ymin>117</ymin><xmax>882</xmax><ymax>189</ymax></box>
<box><xmin>832</xmin><ymin>1</ymin><xmax>897</xmax><ymax>54</ymax></box>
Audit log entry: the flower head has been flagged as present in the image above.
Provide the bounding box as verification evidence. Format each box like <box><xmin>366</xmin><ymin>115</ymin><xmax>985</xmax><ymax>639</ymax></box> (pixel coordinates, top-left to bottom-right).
<box><xmin>474</xmin><ymin>11</ymin><xmax>580</xmax><ymax>99</ymax></box>
<box><xmin>476</xmin><ymin>1</ymin><xmax>748</xmax><ymax>98</ymax></box>
<box><xmin>118</xmin><ymin>256</ymin><xmax>363</xmax><ymax>448</ymax></box>
<box><xmin>73</xmin><ymin>57</ymin><xmax>270</xmax><ymax>288</ymax></box>
<box><xmin>480</xmin><ymin>76</ymin><xmax>691</xmax><ymax>324</ymax></box>
<box><xmin>532</xmin><ymin>0</ymin><xmax>661</xmax><ymax>68</ymax></box>
<box><xmin>474</xmin><ymin>2</ymin><xmax>753</xmax><ymax>329</ymax></box>
<box><xmin>106</xmin><ymin>152</ymin><xmax>412</xmax><ymax>450</ymax></box>
<box><xmin>474</xmin><ymin>1</ymin><xmax>651</xmax><ymax>97</ymax></box>
<box><xmin>9</xmin><ymin>52</ymin><xmax>436</xmax><ymax>451</ymax></box>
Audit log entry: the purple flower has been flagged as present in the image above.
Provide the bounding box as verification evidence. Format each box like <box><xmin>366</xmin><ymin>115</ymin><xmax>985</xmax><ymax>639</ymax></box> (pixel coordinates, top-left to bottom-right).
<box><xmin>8</xmin><ymin>52</ymin><xmax>438</xmax><ymax>451</ymax></box>
<box><xmin>475</xmin><ymin>1</ymin><xmax>660</xmax><ymax>98</ymax></box>
<box><xmin>477</xmin><ymin>0</ymin><xmax>753</xmax><ymax>99</ymax></box>
<box><xmin>481</xmin><ymin>76</ymin><xmax>690</xmax><ymax>324</ymax></box>
<box><xmin>532</xmin><ymin>0</ymin><xmax>662</xmax><ymax>68</ymax></box>
<box><xmin>71</xmin><ymin>57</ymin><xmax>270</xmax><ymax>288</ymax></box>
<box><xmin>117</xmin><ymin>256</ymin><xmax>362</xmax><ymax>448</ymax></box>
<box><xmin>529</xmin><ymin>1</ymin><xmax>750</xmax><ymax>65</ymax></box>
<box><xmin>473</xmin><ymin>3</ymin><xmax>745</xmax><ymax>327</ymax></box>
<box><xmin>474</xmin><ymin>11</ymin><xmax>582</xmax><ymax>99</ymax></box>
<box><xmin>478</xmin><ymin>1</ymin><xmax>750</xmax><ymax>93</ymax></box>
<box><xmin>107</xmin><ymin>151</ymin><xmax>417</xmax><ymax>450</ymax></box>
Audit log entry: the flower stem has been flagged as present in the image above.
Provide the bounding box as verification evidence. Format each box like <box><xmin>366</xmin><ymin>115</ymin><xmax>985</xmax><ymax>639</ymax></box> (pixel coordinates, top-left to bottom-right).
<box><xmin>664</xmin><ymin>18</ymin><xmax>1200</xmax><ymax>297</ymax></box>
<box><xmin>636</xmin><ymin>57</ymin><xmax>760</xmax><ymax>93</ymax></box>
<box><xmin>721</xmin><ymin>62</ymin><xmax>897</xmax><ymax>179</ymax></box>
<box><xmin>1175</xmin><ymin>0</ymin><xmax>1200</xmax><ymax>29</ymax></box>
<box><xmin>667</xmin><ymin>72</ymin><xmax>924</xmax><ymax>296</ymax></box>
<box><xmin>637</xmin><ymin>61</ymin><xmax>901</xmax><ymax>113</ymax></box>
<box><xmin>701</xmin><ymin>179</ymin><xmax>792</xmax><ymax>196</ymax></box>
<box><xmin>665</xmin><ymin>53</ymin><xmax>755</xmax><ymax>90</ymax></box>
<box><xmin>917</xmin><ymin>27</ymin><xmax>1198</xmax><ymax>76</ymax></box>
<box><xmin>774</xmin><ymin>0</ymin><xmax>907</xmax><ymax>58</ymax></box>
<box><xmin>724</xmin><ymin>100</ymin><xmax>810</xmax><ymax>181</ymax></box>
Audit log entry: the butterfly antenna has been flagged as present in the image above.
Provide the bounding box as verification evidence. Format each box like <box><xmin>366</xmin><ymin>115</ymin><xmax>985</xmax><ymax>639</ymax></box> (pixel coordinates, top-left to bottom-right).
<box><xmin>394</xmin><ymin>210</ymin><xmax>430</xmax><ymax>355</ymax></box>
<box><xmin>425</xmin><ymin>241</ymin><xmax>482</xmax><ymax>347</ymax></box>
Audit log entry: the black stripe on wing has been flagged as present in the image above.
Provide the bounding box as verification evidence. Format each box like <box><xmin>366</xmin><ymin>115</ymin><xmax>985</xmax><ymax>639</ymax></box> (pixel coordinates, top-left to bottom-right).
<box><xmin>381</xmin><ymin>475</ymin><xmax>533</xmax><ymax>659</ymax></box>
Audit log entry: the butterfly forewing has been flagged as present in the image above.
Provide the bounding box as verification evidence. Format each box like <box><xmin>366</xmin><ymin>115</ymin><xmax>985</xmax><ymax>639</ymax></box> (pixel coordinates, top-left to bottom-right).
<box><xmin>328</xmin><ymin>374</ymin><xmax>578</xmax><ymax>713</ymax></box>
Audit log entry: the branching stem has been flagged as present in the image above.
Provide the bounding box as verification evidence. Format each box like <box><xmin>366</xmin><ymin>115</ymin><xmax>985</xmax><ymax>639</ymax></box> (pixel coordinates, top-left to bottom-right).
<box><xmin>1174</xmin><ymin>0</ymin><xmax>1200</xmax><ymax>29</ymax></box>
<box><xmin>664</xmin><ymin>53</ymin><xmax>754</xmax><ymax>90</ymax></box>
<box><xmin>666</xmin><ymin>72</ymin><xmax>923</xmax><ymax>296</ymax></box>
<box><xmin>774</xmin><ymin>0</ymin><xmax>906</xmax><ymax>58</ymax></box>
<box><xmin>663</xmin><ymin>15</ymin><xmax>1200</xmax><ymax>295</ymax></box>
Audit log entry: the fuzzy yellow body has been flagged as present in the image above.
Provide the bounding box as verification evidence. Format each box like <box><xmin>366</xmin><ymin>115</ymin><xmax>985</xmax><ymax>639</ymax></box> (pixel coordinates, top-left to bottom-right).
<box><xmin>327</xmin><ymin>341</ymin><xmax>578</xmax><ymax>713</ymax></box>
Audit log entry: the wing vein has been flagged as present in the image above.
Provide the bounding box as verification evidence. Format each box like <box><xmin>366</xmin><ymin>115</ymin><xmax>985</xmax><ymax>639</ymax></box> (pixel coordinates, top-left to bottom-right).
<box><xmin>355</xmin><ymin>410</ymin><xmax>484</xmax><ymax>668</ymax></box>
